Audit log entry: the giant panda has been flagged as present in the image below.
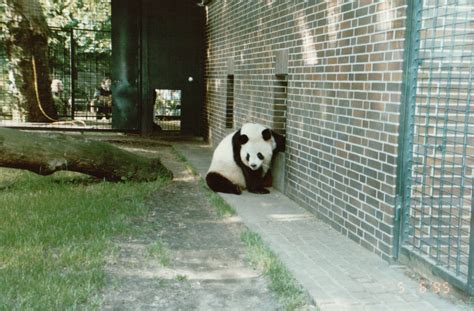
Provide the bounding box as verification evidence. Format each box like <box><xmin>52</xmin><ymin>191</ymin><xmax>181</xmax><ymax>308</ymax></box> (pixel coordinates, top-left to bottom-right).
<box><xmin>206</xmin><ymin>123</ymin><xmax>285</xmax><ymax>195</ymax></box>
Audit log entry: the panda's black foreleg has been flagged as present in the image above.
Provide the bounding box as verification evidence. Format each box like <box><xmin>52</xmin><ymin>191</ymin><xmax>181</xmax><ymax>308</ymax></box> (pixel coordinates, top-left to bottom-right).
<box><xmin>248</xmin><ymin>187</ymin><xmax>270</xmax><ymax>194</ymax></box>
<box><xmin>263</xmin><ymin>170</ymin><xmax>273</xmax><ymax>188</ymax></box>
<box><xmin>243</xmin><ymin>168</ymin><xmax>270</xmax><ymax>194</ymax></box>
<box><xmin>206</xmin><ymin>172</ymin><xmax>242</xmax><ymax>195</ymax></box>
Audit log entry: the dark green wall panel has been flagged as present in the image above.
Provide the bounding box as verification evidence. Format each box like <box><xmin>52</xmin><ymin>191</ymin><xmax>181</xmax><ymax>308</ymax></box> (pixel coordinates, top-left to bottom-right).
<box><xmin>111</xmin><ymin>0</ymin><xmax>205</xmax><ymax>134</ymax></box>
<box><xmin>111</xmin><ymin>0</ymin><xmax>140</xmax><ymax>130</ymax></box>
<box><xmin>142</xmin><ymin>0</ymin><xmax>206</xmax><ymax>135</ymax></box>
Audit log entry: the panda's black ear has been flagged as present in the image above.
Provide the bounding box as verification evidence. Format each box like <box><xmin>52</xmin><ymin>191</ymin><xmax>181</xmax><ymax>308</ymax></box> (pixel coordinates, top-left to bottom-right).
<box><xmin>272</xmin><ymin>130</ymin><xmax>285</xmax><ymax>153</ymax></box>
<box><xmin>238</xmin><ymin>134</ymin><xmax>249</xmax><ymax>145</ymax></box>
<box><xmin>232</xmin><ymin>129</ymin><xmax>249</xmax><ymax>146</ymax></box>
<box><xmin>262</xmin><ymin>129</ymin><xmax>272</xmax><ymax>141</ymax></box>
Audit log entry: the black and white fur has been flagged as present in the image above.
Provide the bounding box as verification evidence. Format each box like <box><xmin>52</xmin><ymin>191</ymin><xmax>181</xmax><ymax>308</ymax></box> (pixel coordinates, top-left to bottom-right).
<box><xmin>206</xmin><ymin>123</ymin><xmax>285</xmax><ymax>195</ymax></box>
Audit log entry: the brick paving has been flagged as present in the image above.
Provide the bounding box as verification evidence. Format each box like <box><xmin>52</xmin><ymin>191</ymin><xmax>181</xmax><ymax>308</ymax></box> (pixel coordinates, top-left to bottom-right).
<box><xmin>175</xmin><ymin>143</ymin><xmax>470</xmax><ymax>311</ymax></box>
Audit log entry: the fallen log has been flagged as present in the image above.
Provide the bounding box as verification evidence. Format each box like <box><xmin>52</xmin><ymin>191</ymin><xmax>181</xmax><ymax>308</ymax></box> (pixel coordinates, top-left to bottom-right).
<box><xmin>0</xmin><ymin>128</ymin><xmax>173</xmax><ymax>181</ymax></box>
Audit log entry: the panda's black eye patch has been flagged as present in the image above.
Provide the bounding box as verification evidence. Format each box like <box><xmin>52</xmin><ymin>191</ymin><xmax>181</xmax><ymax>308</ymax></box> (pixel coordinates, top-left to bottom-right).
<box><xmin>257</xmin><ymin>153</ymin><xmax>264</xmax><ymax>160</ymax></box>
<box><xmin>246</xmin><ymin>153</ymin><xmax>250</xmax><ymax>161</ymax></box>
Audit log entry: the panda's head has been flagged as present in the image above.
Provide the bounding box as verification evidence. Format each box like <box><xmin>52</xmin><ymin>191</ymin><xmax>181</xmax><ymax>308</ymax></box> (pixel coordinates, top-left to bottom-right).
<box><xmin>235</xmin><ymin>123</ymin><xmax>275</xmax><ymax>171</ymax></box>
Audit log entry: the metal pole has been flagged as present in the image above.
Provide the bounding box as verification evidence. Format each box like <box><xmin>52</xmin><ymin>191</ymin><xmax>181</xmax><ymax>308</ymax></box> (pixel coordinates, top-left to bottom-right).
<box><xmin>70</xmin><ymin>28</ymin><xmax>75</xmax><ymax>120</ymax></box>
<box><xmin>392</xmin><ymin>0</ymin><xmax>422</xmax><ymax>259</ymax></box>
<box><xmin>468</xmin><ymin>178</ymin><xmax>474</xmax><ymax>294</ymax></box>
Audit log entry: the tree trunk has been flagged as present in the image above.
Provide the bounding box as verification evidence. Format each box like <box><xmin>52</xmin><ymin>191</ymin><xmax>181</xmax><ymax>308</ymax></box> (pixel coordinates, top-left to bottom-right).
<box><xmin>0</xmin><ymin>128</ymin><xmax>173</xmax><ymax>182</ymax></box>
<box><xmin>5</xmin><ymin>0</ymin><xmax>57</xmax><ymax>122</ymax></box>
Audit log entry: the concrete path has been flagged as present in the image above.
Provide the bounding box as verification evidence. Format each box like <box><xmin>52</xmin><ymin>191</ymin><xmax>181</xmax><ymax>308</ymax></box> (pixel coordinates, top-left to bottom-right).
<box><xmin>175</xmin><ymin>143</ymin><xmax>470</xmax><ymax>311</ymax></box>
<box><xmin>101</xmin><ymin>145</ymin><xmax>279</xmax><ymax>310</ymax></box>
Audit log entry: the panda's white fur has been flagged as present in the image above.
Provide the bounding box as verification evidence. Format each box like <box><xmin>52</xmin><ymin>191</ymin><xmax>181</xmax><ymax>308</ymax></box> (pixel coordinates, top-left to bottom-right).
<box><xmin>207</xmin><ymin>123</ymin><xmax>281</xmax><ymax>194</ymax></box>
<box><xmin>208</xmin><ymin>132</ymin><xmax>245</xmax><ymax>188</ymax></box>
<box><xmin>239</xmin><ymin>124</ymin><xmax>274</xmax><ymax>174</ymax></box>
<box><xmin>208</xmin><ymin>123</ymin><xmax>273</xmax><ymax>188</ymax></box>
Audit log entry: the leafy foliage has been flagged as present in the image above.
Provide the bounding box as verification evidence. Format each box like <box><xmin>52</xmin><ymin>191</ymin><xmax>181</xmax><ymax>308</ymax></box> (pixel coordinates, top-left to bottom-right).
<box><xmin>0</xmin><ymin>0</ymin><xmax>111</xmax><ymax>120</ymax></box>
<box><xmin>41</xmin><ymin>0</ymin><xmax>111</xmax><ymax>54</ymax></box>
<box><xmin>40</xmin><ymin>0</ymin><xmax>111</xmax><ymax>31</ymax></box>
<box><xmin>0</xmin><ymin>0</ymin><xmax>111</xmax><ymax>56</ymax></box>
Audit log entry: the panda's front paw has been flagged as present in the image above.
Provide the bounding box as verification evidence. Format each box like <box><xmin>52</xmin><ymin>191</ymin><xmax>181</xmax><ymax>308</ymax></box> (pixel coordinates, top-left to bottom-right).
<box><xmin>249</xmin><ymin>188</ymin><xmax>270</xmax><ymax>194</ymax></box>
<box><xmin>234</xmin><ymin>185</ymin><xmax>243</xmax><ymax>195</ymax></box>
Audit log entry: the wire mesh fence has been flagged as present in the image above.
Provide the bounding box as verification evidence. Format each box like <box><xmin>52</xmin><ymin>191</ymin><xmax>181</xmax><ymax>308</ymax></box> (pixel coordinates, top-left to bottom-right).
<box><xmin>404</xmin><ymin>0</ymin><xmax>473</xmax><ymax>291</ymax></box>
<box><xmin>0</xmin><ymin>1</ymin><xmax>111</xmax><ymax>130</ymax></box>
<box><xmin>0</xmin><ymin>43</ymin><xmax>11</xmax><ymax>120</ymax></box>
<box><xmin>49</xmin><ymin>28</ymin><xmax>112</xmax><ymax>127</ymax></box>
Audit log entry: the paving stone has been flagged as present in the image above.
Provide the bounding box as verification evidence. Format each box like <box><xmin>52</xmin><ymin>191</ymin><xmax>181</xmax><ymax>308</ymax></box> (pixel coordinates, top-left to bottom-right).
<box><xmin>176</xmin><ymin>143</ymin><xmax>470</xmax><ymax>311</ymax></box>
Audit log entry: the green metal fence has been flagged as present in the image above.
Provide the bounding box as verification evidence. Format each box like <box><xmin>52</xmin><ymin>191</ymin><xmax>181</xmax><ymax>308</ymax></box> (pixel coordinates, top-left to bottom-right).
<box><xmin>0</xmin><ymin>43</ymin><xmax>10</xmax><ymax>120</ymax></box>
<box><xmin>0</xmin><ymin>27</ymin><xmax>111</xmax><ymax>129</ymax></box>
<box><xmin>399</xmin><ymin>0</ymin><xmax>474</xmax><ymax>294</ymax></box>
<box><xmin>48</xmin><ymin>27</ymin><xmax>112</xmax><ymax>126</ymax></box>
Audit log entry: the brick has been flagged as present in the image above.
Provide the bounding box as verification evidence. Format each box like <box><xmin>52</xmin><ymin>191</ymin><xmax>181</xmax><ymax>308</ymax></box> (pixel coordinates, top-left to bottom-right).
<box><xmin>205</xmin><ymin>0</ymin><xmax>406</xmax><ymax>261</ymax></box>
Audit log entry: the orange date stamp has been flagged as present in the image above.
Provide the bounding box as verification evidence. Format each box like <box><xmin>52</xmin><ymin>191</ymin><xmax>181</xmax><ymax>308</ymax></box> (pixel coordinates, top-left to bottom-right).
<box><xmin>397</xmin><ymin>281</ymin><xmax>451</xmax><ymax>295</ymax></box>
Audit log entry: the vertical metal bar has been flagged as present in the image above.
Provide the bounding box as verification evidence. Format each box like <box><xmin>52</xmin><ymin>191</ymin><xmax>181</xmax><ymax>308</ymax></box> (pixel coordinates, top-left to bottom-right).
<box><xmin>463</xmin><ymin>32</ymin><xmax>474</xmax><ymax>286</ymax></box>
<box><xmin>434</xmin><ymin>1</ymin><xmax>459</xmax><ymax>265</ymax></box>
<box><xmin>449</xmin><ymin>4</ymin><xmax>470</xmax><ymax>276</ymax></box>
<box><xmin>139</xmin><ymin>0</ymin><xmax>149</xmax><ymax>133</ymax></box>
<box><xmin>63</xmin><ymin>30</ymin><xmax>68</xmax><ymax>118</ymax></box>
<box><xmin>419</xmin><ymin>0</ymin><xmax>441</xmax><ymax>258</ymax></box>
<box><xmin>393</xmin><ymin>0</ymin><xmax>423</xmax><ymax>258</ymax></box>
<box><xmin>468</xmin><ymin>177</ymin><xmax>474</xmax><ymax>294</ymax></box>
<box><xmin>70</xmin><ymin>28</ymin><xmax>76</xmax><ymax>120</ymax></box>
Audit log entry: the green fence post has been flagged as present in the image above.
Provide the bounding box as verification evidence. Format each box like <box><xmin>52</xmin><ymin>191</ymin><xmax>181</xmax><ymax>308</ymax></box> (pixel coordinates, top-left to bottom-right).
<box><xmin>393</xmin><ymin>0</ymin><xmax>422</xmax><ymax>259</ymax></box>
<box><xmin>70</xmin><ymin>28</ymin><xmax>75</xmax><ymax>120</ymax></box>
<box><xmin>468</xmin><ymin>178</ymin><xmax>474</xmax><ymax>294</ymax></box>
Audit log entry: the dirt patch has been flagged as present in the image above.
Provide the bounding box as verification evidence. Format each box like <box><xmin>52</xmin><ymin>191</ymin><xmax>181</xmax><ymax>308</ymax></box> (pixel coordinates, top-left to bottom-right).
<box><xmin>100</xmin><ymin>145</ymin><xmax>279</xmax><ymax>310</ymax></box>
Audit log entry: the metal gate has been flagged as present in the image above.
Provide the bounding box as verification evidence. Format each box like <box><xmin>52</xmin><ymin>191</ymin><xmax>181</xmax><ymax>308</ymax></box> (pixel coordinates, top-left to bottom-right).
<box><xmin>398</xmin><ymin>0</ymin><xmax>474</xmax><ymax>294</ymax></box>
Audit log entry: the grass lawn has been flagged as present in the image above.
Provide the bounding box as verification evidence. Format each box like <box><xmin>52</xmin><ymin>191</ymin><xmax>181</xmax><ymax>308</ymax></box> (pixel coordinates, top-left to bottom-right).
<box><xmin>0</xmin><ymin>168</ymin><xmax>169</xmax><ymax>310</ymax></box>
<box><xmin>241</xmin><ymin>231</ymin><xmax>309</xmax><ymax>310</ymax></box>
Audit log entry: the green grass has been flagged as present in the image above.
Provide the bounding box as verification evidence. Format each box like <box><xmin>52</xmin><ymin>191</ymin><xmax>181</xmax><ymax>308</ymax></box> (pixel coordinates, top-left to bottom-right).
<box><xmin>173</xmin><ymin>146</ymin><xmax>311</xmax><ymax>310</ymax></box>
<box><xmin>170</xmin><ymin>146</ymin><xmax>199</xmax><ymax>177</ymax></box>
<box><xmin>199</xmin><ymin>179</ymin><xmax>236</xmax><ymax>217</ymax></box>
<box><xmin>0</xmin><ymin>168</ymin><xmax>170</xmax><ymax>310</ymax></box>
<box><xmin>145</xmin><ymin>241</ymin><xmax>170</xmax><ymax>266</ymax></box>
<box><xmin>170</xmin><ymin>146</ymin><xmax>188</xmax><ymax>164</ymax></box>
<box><xmin>171</xmin><ymin>146</ymin><xmax>235</xmax><ymax>217</ymax></box>
<box><xmin>241</xmin><ymin>231</ymin><xmax>311</xmax><ymax>311</ymax></box>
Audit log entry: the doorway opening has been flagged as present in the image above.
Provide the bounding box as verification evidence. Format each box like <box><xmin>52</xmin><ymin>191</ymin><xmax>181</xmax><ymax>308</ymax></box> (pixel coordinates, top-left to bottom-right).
<box><xmin>153</xmin><ymin>89</ymin><xmax>181</xmax><ymax>131</ymax></box>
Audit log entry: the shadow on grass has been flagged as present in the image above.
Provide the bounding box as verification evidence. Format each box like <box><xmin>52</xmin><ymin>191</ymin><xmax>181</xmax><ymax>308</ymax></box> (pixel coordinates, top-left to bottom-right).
<box><xmin>0</xmin><ymin>167</ymin><xmax>171</xmax><ymax>310</ymax></box>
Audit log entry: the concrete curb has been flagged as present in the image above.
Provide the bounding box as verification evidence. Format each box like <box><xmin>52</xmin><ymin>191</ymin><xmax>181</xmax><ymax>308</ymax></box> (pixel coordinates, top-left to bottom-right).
<box><xmin>174</xmin><ymin>143</ymin><xmax>469</xmax><ymax>311</ymax></box>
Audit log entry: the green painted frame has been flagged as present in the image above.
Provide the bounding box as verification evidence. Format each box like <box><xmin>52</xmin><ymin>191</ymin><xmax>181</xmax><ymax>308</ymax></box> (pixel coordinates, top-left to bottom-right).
<box><xmin>396</xmin><ymin>0</ymin><xmax>474</xmax><ymax>295</ymax></box>
<box><xmin>394</xmin><ymin>0</ymin><xmax>422</xmax><ymax>259</ymax></box>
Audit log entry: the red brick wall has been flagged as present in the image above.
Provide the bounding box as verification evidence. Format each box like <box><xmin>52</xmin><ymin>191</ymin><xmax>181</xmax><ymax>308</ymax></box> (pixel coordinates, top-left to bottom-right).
<box><xmin>205</xmin><ymin>0</ymin><xmax>408</xmax><ymax>261</ymax></box>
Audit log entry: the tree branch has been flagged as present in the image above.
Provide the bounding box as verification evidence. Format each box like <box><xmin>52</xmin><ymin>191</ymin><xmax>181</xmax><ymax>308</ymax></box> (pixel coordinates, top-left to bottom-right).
<box><xmin>0</xmin><ymin>128</ymin><xmax>173</xmax><ymax>182</ymax></box>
